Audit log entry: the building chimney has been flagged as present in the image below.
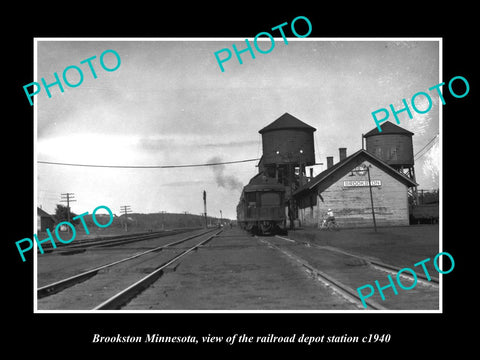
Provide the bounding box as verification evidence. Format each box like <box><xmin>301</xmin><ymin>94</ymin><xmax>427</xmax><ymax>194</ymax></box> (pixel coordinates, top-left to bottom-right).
<box><xmin>339</xmin><ymin>147</ymin><xmax>347</xmax><ymax>162</ymax></box>
<box><xmin>327</xmin><ymin>156</ymin><xmax>334</xmax><ymax>169</ymax></box>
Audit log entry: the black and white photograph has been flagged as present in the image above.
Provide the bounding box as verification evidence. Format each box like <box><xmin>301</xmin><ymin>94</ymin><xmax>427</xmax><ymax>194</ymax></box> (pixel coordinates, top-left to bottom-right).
<box><xmin>33</xmin><ymin>38</ymin><xmax>442</xmax><ymax>312</ymax></box>
<box><xmin>7</xmin><ymin>7</ymin><xmax>474</xmax><ymax>354</ymax></box>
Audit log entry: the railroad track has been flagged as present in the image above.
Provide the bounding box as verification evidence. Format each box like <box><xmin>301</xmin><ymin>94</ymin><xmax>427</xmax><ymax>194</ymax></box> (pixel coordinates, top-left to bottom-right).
<box><xmin>275</xmin><ymin>235</ymin><xmax>440</xmax><ymax>286</ymax></box>
<box><xmin>37</xmin><ymin>228</ymin><xmax>222</xmax><ymax>310</ymax></box>
<box><xmin>259</xmin><ymin>235</ymin><xmax>439</xmax><ymax>310</ymax></box>
<box><xmin>39</xmin><ymin>227</ymin><xmax>201</xmax><ymax>254</ymax></box>
<box><xmin>258</xmin><ymin>237</ymin><xmax>386</xmax><ymax>310</ymax></box>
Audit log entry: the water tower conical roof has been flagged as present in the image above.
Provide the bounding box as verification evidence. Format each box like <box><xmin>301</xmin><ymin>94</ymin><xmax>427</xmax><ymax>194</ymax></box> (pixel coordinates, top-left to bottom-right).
<box><xmin>364</xmin><ymin>121</ymin><xmax>414</xmax><ymax>137</ymax></box>
<box><xmin>259</xmin><ymin>113</ymin><xmax>316</xmax><ymax>134</ymax></box>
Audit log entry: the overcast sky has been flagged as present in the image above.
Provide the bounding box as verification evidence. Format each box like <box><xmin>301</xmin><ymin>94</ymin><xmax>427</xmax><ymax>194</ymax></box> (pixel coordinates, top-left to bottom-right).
<box><xmin>36</xmin><ymin>39</ymin><xmax>440</xmax><ymax>219</ymax></box>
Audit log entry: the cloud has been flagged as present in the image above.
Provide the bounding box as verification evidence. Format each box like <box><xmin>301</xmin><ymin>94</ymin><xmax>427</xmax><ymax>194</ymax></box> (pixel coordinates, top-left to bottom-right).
<box><xmin>200</xmin><ymin>140</ymin><xmax>259</xmax><ymax>148</ymax></box>
<box><xmin>137</xmin><ymin>137</ymin><xmax>177</xmax><ymax>152</ymax></box>
<box><xmin>161</xmin><ymin>180</ymin><xmax>207</xmax><ymax>187</ymax></box>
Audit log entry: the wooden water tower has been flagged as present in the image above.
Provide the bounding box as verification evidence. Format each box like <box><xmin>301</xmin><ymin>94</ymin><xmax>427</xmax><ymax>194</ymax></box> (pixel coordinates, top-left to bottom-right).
<box><xmin>258</xmin><ymin>112</ymin><xmax>317</xmax><ymax>227</ymax></box>
<box><xmin>363</xmin><ymin>121</ymin><xmax>418</xmax><ymax>202</ymax></box>
<box><xmin>258</xmin><ymin>113</ymin><xmax>316</xmax><ymax>192</ymax></box>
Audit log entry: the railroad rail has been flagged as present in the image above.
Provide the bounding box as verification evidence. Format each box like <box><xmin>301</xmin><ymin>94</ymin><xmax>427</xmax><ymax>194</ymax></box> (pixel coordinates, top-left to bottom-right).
<box><xmin>275</xmin><ymin>235</ymin><xmax>439</xmax><ymax>286</ymax></box>
<box><xmin>93</xmin><ymin>228</ymin><xmax>222</xmax><ymax>310</ymax></box>
<box><xmin>38</xmin><ymin>228</ymin><xmax>221</xmax><ymax>303</ymax></box>
<box><xmin>260</xmin><ymin>235</ymin><xmax>439</xmax><ymax>310</ymax></box>
<box><xmin>39</xmin><ymin>227</ymin><xmax>202</xmax><ymax>253</ymax></box>
<box><xmin>258</xmin><ymin>237</ymin><xmax>387</xmax><ymax>310</ymax></box>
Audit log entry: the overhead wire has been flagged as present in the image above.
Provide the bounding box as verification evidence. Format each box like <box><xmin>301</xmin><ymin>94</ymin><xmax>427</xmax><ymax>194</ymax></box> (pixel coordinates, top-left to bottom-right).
<box><xmin>37</xmin><ymin>158</ymin><xmax>261</xmax><ymax>169</ymax></box>
<box><xmin>414</xmin><ymin>134</ymin><xmax>439</xmax><ymax>161</ymax></box>
<box><xmin>415</xmin><ymin>140</ymin><xmax>438</xmax><ymax>161</ymax></box>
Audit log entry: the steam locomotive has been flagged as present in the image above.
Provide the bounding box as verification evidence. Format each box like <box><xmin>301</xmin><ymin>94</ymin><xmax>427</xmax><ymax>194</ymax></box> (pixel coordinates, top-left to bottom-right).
<box><xmin>236</xmin><ymin>175</ymin><xmax>287</xmax><ymax>235</ymax></box>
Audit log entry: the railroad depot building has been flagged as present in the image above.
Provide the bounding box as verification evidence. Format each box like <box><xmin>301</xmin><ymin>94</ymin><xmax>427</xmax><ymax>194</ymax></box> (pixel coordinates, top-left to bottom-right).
<box><xmin>293</xmin><ymin>147</ymin><xmax>418</xmax><ymax>228</ymax></box>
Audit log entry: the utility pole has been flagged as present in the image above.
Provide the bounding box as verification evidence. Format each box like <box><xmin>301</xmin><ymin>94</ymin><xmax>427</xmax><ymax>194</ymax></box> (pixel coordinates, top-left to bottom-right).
<box><xmin>366</xmin><ymin>166</ymin><xmax>377</xmax><ymax>233</ymax></box>
<box><xmin>120</xmin><ymin>205</ymin><xmax>132</xmax><ymax>231</ymax></box>
<box><xmin>60</xmin><ymin>193</ymin><xmax>76</xmax><ymax>233</ymax></box>
<box><xmin>203</xmin><ymin>190</ymin><xmax>207</xmax><ymax>228</ymax></box>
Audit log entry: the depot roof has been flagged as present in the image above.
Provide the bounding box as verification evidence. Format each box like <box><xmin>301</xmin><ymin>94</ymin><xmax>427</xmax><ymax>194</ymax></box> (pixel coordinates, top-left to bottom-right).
<box><xmin>294</xmin><ymin>149</ymin><xmax>418</xmax><ymax>196</ymax></box>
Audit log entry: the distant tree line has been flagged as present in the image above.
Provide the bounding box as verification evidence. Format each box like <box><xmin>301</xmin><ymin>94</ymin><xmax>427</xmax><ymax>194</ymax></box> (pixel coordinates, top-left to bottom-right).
<box><xmin>51</xmin><ymin>205</ymin><xmax>230</xmax><ymax>232</ymax></box>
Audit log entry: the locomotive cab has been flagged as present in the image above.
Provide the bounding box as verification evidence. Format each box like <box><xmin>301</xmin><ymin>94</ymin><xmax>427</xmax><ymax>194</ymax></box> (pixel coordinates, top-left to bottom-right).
<box><xmin>237</xmin><ymin>175</ymin><xmax>287</xmax><ymax>235</ymax></box>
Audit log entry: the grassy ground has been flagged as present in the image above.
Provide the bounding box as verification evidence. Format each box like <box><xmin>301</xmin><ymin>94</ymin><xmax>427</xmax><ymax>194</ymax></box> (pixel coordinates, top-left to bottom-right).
<box><xmin>285</xmin><ymin>224</ymin><xmax>440</xmax><ymax>270</ymax></box>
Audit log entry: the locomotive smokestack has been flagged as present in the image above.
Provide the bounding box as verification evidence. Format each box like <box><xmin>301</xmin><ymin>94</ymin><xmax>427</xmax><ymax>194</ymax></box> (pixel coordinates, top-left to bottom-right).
<box><xmin>339</xmin><ymin>148</ymin><xmax>347</xmax><ymax>162</ymax></box>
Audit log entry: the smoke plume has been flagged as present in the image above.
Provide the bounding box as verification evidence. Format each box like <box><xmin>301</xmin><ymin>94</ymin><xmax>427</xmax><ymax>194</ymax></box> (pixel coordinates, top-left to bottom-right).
<box><xmin>208</xmin><ymin>156</ymin><xmax>243</xmax><ymax>191</ymax></box>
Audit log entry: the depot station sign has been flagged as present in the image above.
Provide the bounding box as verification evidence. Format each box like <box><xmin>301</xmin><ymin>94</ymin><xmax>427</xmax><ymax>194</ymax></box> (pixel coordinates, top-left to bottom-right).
<box><xmin>343</xmin><ymin>180</ymin><xmax>382</xmax><ymax>188</ymax></box>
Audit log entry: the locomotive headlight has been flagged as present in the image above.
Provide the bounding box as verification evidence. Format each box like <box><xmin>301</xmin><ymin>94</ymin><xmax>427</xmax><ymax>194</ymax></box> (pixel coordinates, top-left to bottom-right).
<box><xmin>300</xmin><ymin>149</ymin><xmax>303</xmax><ymax>153</ymax></box>
<box><xmin>276</xmin><ymin>150</ymin><xmax>280</xmax><ymax>154</ymax></box>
